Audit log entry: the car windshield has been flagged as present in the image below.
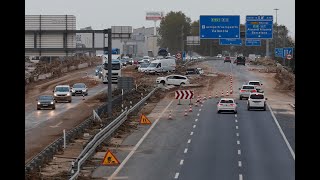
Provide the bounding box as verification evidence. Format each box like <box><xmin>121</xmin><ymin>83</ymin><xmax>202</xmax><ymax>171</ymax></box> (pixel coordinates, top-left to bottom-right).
<box><xmin>148</xmin><ymin>63</ymin><xmax>158</xmax><ymax>67</ymax></box>
<box><xmin>140</xmin><ymin>63</ymin><xmax>150</xmax><ymax>68</ymax></box>
<box><xmin>250</xmin><ymin>94</ymin><xmax>264</xmax><ymax>99</ymax></box>
<box><xmin>39</xmin><ymin>96</ymin><xmax>53</xmax><ymax>100</ymax></box>
<box><xmin>73</xmin><ymin>84</ymin><xmax>85</xmax><ymax>88</ymax></box>
<box><xmin>104</xmin><ymin>62</ymin><xmax>121</xmax><ymax>70</ymax></box>
<box><xmin>220</xmin><ymin>100</ymin><xmax>234</xmax><ymax>103</ymax></box>
<box><xmin>242</xmin><ymin>86</ymin><xmax>254</xmax><ymax>89</ymax></box>
<box><xmin>249</xmin><ymin>82</ymin><xmax>260</xmax><ymax>85</ymax></box>
<box><xmin>55</xmin><ymin>87</ymin><xmax>69</xmax><ymax>92</ymax></box>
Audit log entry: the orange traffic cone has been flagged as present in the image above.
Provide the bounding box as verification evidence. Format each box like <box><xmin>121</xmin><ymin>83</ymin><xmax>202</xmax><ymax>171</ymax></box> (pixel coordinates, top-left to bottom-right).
<box><xmin>184</xmin><ymin>109</ymin><xmax>188</xmax><ymax>116</ymax></box>
<box><xmin>195</xmin><ymin>102</ymin><xmax>198</xmax><ymax>107</ymax></box>
<box><xmin>209</xmin><ymin>95</ymin><xmax>212</xmax><ymax>99</ymax></box>
<box><xmin>226</xmin><ymin>91</ymin><xmax>229</xmax><ymax>96</ymax></box>
<box><xmin>215</xmin><ymin>92</ymin><xmax>218</xmax><ymax>98</ymax></box>
<box><xmin>230</xmin><ymin>89</ymin><xmax>233</xmax><ymax>94</ymax></box>
<box><xmin>189</xmin><ymin>105</ymin><xmax>193</xmax><ymax>112</ymax></box>
<box><xmin>221</xmin><ymin>90</ymin><xmax>224</xmax><ymax>97</ymax></box>
<box><xmin>168</xmin><ymin>111</ymin><xmax>172</xmax><ymax>120</ymax></box>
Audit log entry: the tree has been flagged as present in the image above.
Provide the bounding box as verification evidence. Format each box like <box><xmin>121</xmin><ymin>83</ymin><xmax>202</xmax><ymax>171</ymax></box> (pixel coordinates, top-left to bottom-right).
<box><xmin>158</xmin><ymin>11</ymin><xmax>191</xmax><ymax>55</ymax></box>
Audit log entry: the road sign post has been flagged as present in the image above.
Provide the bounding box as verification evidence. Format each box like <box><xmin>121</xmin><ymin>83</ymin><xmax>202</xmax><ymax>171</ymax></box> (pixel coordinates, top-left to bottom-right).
<box><xmin>200</xmin><ymin>15</ymin><xmax>240</xmax><ymax>39</ymax></box>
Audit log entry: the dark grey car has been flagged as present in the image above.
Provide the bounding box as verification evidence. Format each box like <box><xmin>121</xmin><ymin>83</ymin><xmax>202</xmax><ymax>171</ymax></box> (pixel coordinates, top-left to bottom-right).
<box><xmin>71</xmin><ymin>83</ymin><xmax>88</xmax><ymax>96</ymax></box>
<box><xmin>37</xmin><ymin>95</ymin><xmax>55</xmax><ymax>110</ymax></box>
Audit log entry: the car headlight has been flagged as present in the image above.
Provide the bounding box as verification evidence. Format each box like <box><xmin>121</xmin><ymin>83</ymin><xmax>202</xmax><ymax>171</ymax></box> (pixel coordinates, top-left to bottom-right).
<box><xmin>67</xmin><ymin>93</ymin><xmax>71</xmax><ymax>96</ymax></box>
<box><xmin>82</xmin><ymin>89</ymin><xmax>86</xmax><ymax>92</ymax></box>
<box><xmin>37</xmin><ymin>102</ymin><xmax>40</xmax><ymax>105</ymax></box>
<box><xmin>72</xmin><ymin>89</ymin><xmax>75</xmax><ymax>92</ymax></box>
<box><xmin>50</xmin><ymin>102</ymin><xmax>54</xmax><ymax>104</ymax></box>
<box><xmin>54</xmin><ymin>93</ymin><xmax>57</xmax><ymax>96</ymax></box>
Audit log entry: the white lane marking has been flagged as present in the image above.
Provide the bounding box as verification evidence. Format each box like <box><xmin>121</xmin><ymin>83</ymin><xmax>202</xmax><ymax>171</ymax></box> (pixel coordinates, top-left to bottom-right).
<box><xmin>195</xmin><ymin>119</ymin><xmax>198</xmax><ymax>122</ymax></box>
<box><xmin>236</xmin><ymin>126</ymin><xmax>239</xmax><ymax>129</ymax></box>
<box><xmin>190</xmin><ymin>132</ymin><xmax>194</xmax><ymax>136</ymax></box>
<box><xmin>236</xmin><ymin>133</ymin><xmax>239</xmax><ymax>137</ymax></box>
<box><xmin>239</xmin><ymin>174</ymin><xmax>243</xmax><ymax>180</ymax></box>
<box><xmin>201</xmin><ymin>104</ymin><xmax>203</xmax><ymax>107</ymax></box>
<box><xmin>238</xmin><ymin>161</ymin><xmax>242</xmax><ymax>167</ymax></box>
<box><xmin>174</xmin><ymin>173</ymin><xmax>180</xmax><ymax>179</ymax></box>
<box><xmin>235</xmin><ymin>119</ymin><xmax>238</xmax><ymax>123</ymax></box>
<box><xmin>197</xmin><ymin>113</ymin><xmax>200</xmax><ymax>116</ymax></box>
<box><xmin>49</xmin><ymin>121</ymin><xmax>63</xmax><ymax>128</ymax></box>
<box><xmin>267</xmin><ymin>103</ymin><xmax>295</xmax><ymax>160</ymax></box>
<box><xmin>184</xmin><ymin>148</ymin><xmax>188</xmax><ymax>153</ymax></box>
<box><xmin>109</xmin><ymin>100</ymin><xmax>174</xmax><ymax>179</ymax></box>
<box><xmin>235</xmin><ymin>114</ymin><xmax>237</xmax><ymax>117</ymax></box>
<box><xmin>238</xmin><ymin>149</ymin><xmax>241</xmax><ymax>155</ymax></box>
<box><xmin>103</xmin><ymin>176</ymin><xmax>128</xmax><ymax>179</ymax></box>
<box><xmin>187</xmin><ymin>139</ymin><xmax>191</xmax><ymax>144</ymax></box>
<box><xmin>180</xmin><ymin>160</ymin><xmax>184</xmax><ymax>165</ymax></box>
<box><xmin>193</xmin><ymin>125</ymin><xmax>196</xmax><ymax>128</ymax></box>
<box><xmin>199</xmin><ymin>109</ymin><xmax>202</xmax><ymax>112</ymax></box>
<box><xmin>237</xmin><ymin>140</ymin><xmax>240</xmax><ymax>145</ymax></box>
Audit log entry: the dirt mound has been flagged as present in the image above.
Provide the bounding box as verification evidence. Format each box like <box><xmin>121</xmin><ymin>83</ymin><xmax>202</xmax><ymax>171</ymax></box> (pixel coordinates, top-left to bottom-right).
<box><xmin>274</xmin><ymin>69</ymin><xmax>295</xmax><ymax>91</ymax></box>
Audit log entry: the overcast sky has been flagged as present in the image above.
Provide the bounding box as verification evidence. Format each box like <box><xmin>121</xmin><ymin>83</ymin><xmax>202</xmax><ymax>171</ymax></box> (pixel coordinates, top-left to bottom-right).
<box><xmin>25</xmin><ymin>0</ymin><xmax>295</xmax><ymax>37</ymax></box>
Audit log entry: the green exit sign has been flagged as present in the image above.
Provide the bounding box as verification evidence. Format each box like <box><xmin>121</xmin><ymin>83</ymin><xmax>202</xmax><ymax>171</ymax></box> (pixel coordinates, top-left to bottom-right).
<box><xmin>211</xmin><ymin>18</ymin><xmax>220</xmax><ymax>22</ymax></box>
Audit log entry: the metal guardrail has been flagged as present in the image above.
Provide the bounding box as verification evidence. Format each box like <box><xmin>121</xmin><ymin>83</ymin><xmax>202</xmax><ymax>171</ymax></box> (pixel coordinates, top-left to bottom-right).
<box><xmin>25</xmin><ymin>90</ymin><xmax>132</xmax><ymax>174</ymax></box>
<box><xmin>69</xmin><ymin>87</ymin><xmax>159</xmax><ymax>180</ymax></box>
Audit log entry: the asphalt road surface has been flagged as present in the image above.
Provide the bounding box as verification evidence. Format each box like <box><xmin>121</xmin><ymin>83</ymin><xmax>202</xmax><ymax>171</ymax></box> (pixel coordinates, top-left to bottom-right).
<box><xmin>90</xmin><ymin>59</ymin><xmax>295</xmax><ymax>180</ymax></box>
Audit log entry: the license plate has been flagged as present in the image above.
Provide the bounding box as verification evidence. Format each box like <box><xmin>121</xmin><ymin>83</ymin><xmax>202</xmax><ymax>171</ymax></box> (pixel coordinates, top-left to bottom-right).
<box><xmin>42</xmin><ymin>104</ymin><xmax>48</xmax><ymax>106</ymax></box>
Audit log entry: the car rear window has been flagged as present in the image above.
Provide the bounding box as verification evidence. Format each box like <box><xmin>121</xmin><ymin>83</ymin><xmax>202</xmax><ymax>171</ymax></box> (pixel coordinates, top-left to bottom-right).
<box><xmin>249</xmin><ymin>82</ymin><xmax>260</xmax><ymax>85</ymax></box>
<box><xmin>242</xmin><ymin>86</ymin><xmax>254</xmax><ymax>89</ymax></box>
<box><xmin>220</xmin><ymin>100</ymin><xmax>234</xmax><ymax>103</ymax></box>
<box><xmin>250</xmin><ymin>94</ymin><xmax>264</xmax><ymax>99</ymax></box>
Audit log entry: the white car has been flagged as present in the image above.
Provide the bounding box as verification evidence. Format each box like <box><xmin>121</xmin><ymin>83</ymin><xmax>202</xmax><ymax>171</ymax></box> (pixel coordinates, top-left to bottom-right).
<box><xmin>217</xmin><ymin>54</ymin><xmax>222</xmax><ymax>58</ymax></box>
<box><xmin>217</xmin><ymin>98</ymin><xmax>237</xmax><ymax>114</ymax></box>
<box><xmin>138</xmin><ymin>63</ymin><xmax>150</xmax><ymax>72</ymax></box>
<box><xmin>239</xmin><ymin>85</ymin><xmax>257</xmax><ymax>100</ymax></box>
<box><xmin>247</xmin><ymin>81</ymin><xmax>263</xmax><ymax>92</ymax></box>
<box><xmin>247</xmin><ymin>93</ymin><xmax>267</xmax><ymax>111</ymax></box>
<box><xmin>156</xmin><ymin>75</ymin><xmax>190</xmax><ymax>86</ymax></box>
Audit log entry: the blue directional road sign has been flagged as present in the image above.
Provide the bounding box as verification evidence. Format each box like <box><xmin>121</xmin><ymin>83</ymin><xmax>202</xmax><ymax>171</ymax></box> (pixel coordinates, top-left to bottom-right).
<box><xmin>245</xmin><ymin>39</ymin><xmax>261</xmax><ymax>46</ymax></box>
<box><xmin>246</xmin><ymin>15</ymin><xmax>273</xmax><ymax>39</ymax></box>
<box><xmin>200</xmin><ymin>15</ymin><xmax>240</xmax><ymax>39</ymax></box>
<box><xmin>283</xmin><ymin>47</ymin><xmax>293</xmax><ymax>58</ymax></box>
<box><xmin>219</xmin><ymin>39</ymin><xmax>242</xmax><ymax>46</ymax></box>
<box><xmin>275</xmin><ymin>48</ymin><xmax>283</xmax><ymax>57</ymax></box>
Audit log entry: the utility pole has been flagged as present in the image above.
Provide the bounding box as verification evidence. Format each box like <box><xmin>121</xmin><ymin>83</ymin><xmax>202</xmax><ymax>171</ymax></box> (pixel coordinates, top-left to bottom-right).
<box><xmin>181</xmin><ymin>25</ymin><xmax>184</xmax><ymax>56</ymax></box>
<box><xmin>107</xmin><ymin>29</ymin><xmax>112</xmax><ymax>118</ymax></box>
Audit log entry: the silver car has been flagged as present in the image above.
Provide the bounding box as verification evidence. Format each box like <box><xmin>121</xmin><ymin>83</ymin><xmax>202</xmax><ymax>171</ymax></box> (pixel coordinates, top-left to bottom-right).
<box><xmin>239</xmin><ymin>85</ymin><xmax>257</xmax><ymax>100</ymax></box>
<box><xmin>217</xmin><ymin>98</ymin><xmax>238</xmax><ymax>114</ymax></box>
<box><xmin>71</xmin><ymin>83</ymin><xmax>88</xmax><ymax>96</ymax></box>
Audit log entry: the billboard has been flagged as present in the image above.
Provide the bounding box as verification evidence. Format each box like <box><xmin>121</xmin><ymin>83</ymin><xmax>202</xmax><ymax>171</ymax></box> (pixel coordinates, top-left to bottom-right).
<box><xmin>146</xmin><ymin>12</ymin><xmax>164</xmax><ymax>21</ymax></box>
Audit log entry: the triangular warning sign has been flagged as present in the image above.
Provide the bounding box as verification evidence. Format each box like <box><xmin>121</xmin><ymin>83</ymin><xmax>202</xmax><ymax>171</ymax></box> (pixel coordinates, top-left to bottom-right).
<box><xmin>102</xmin><ymin>149</ymin><xmax>120</xmax><ymax>166</ymax></box>
<box><xmin>140</xmin><ymin>114</ymin><xmax>151</xmax><ymax>125</ymax></box>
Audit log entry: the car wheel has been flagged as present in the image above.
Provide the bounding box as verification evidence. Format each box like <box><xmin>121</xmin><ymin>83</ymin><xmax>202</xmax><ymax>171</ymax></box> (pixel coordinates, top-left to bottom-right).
<box><xmin>247</xmin><ymin>105</ymin><xmax>250</xmax><ymax>111</ymax></box>
<box><xmin>72</xmin><ymin>94</ymin><xmax>75</xmax><ymax>96</ymax></box>
<box><xmin>263</xmin><ymin>105</ymin><xmax>266</xmax><ymax>111</ymax></box>
<box><xmin>52</xmin><ymin>106</ymin><xmax>55</xmax><ymax>110</ymax></box>
<box><xmin>37</xmin><ymin>107</ymin><xmax>40</xmax><ymax>110</ymax></box>
<box><xmin>86</xmin><ymin>93</ymin><xmax>88</xmax><ymax>96</ymax></box>
<box><xmin>239</xmin><ymin>96</ymin><xmax>242</xmax><ymax>100</ymax></box>
<box><xmin>234</xmin><ymin>110</ymin><xmax>237</xmax><ymax>114</ymax></box>
<box><xmin>217</xmin><ymin>110</ymin><xmax>220</xmax><ymax>114</ymax></box>
<box><xmin>69</xmin><ymin>100</ymin><xmax>72</xmax><ymax>103</ymax></box>
<box><xmin>160</xmin><ymin>80</ymin><xmax>165</xmax><ymax>85</ymax></box>
<box><xmin>180</xmin><ymin>82</ymin><xmax>185</xmax><ymax>86</ymax></box>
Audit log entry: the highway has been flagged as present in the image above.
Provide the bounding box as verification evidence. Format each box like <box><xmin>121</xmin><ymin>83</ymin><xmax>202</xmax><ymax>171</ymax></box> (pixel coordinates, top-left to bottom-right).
<box><xmin>90</xmin><ymin>59</ymin><xmax>295</xmax><ymax>180</ymax></box>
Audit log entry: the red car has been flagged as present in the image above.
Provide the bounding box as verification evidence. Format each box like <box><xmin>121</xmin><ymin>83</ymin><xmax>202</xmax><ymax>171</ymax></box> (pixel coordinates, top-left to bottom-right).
<box><xmin>224</xmin><ymin>56</ymin><xmax>231</xmax><ymax>63</ymax></box>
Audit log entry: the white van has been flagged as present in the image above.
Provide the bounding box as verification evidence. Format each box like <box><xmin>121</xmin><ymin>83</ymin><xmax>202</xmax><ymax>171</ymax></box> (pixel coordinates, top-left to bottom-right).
<box><xmin>145</xmin><ymin>59</ymin><xmax>176</xmax><ymax>74</ymax></box>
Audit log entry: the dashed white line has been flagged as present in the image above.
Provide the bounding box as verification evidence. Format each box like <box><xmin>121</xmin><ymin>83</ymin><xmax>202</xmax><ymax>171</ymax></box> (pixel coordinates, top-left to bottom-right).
<box><xmin>190</xmin><ymin>132</ymin><xmax>194</xmax><ymax>136</ymax></box>
<box><xmin>238</xmin><ymin>149</ymin><xmax>241</xmax><ymax>155</ymax></box>
<box><xmin>236</xmin><ymin>126</ymin><xmax>239</xmax><ymax>129</ymax></box>
<box><xmin>201</xmin><ymin>104</ymin><xmax>203</xmax><ymax>107</ymax></box>
<box><xmin>235</xmin><ymin>119</ymin><xmax>238</xmax><ymax>123</ymax></box>
<box><xmin>180</xmin><ymin>159</ymin><xmax>184</xmax><ymax>165</ymax></box>
<box><xmin>236</xmin><ymin>133</ymin><xmax>239</xmax><ymax>137</ymax></box>
<box><xmin>235</xmin><ymin>114</ymin><xmax>237</xmax><ymax>117</ymax></box>
<box><xmin>238</xmin><ymin>161</ymin><xmax>242</xmax><ymax>167</ymax></box>
<box><xmin>195</xmin><ymin>119</ymin><xmax>198</xmax><ymax>122</ymax></box>
<box><xmin>199</xmin><ymin>109</ymin><xmax>202</xmax><ymax>111</ymax></box>
<box><xmin>237</xmin><ymin>140</ymin><xmax>240</xmax><ymax>145</ymax></box>
<box><xmin>197</xmin><ymin>113</ymin><xmax>200</xmax><ymax>116</ymax></box>
<box><xmin>193</xmin><ymin>125</ymin><xmax>196</xmax><ymax>128</ymax></box>
<box><xmin>187</xmin><ymin>139</ymin><xmax>191</xmax><ymax>144</ymax></box>
<box><xmin>174</xmin><ymin>172</ymin><xmax>180</xmax><ymax>179</ymax></box>
<box><xmin>239</xmin><ymin>174</ymin><xmax>243</xmax><ymax>180</ymax></box>
<box><xmin>184</xmin><ymin>148</ymin><xmax>188</xmax><ymax>153</ymax></box>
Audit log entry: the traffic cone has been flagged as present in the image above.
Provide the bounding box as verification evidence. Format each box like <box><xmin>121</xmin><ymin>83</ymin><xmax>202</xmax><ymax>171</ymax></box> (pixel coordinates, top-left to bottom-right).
<box><xmin>195</xmin><ymin>102</ymin><xmax>198</xmax><ymax>107</ymax></box>
<box><xmin>82</xmin><ymin>94</ymin><xmax>85</xmax><ymax>100</ymax></box>
<box><xmin>221</xmin><ymin>90</ymin><xmax>224</xmax><ymax>97</ymax></box>
<box><xmin>209</xmin><ymin>95</ymin><xmax>212</xmax><ymax>99</ymax></box>
<box><xmin>226</xmin><ymin>91</ymin><xmax>229</xmax><ymax>96</ymax></box>
<box><xmin>215</xmin><ymin>92</ymin><xmax>218</xmax><ymax>98</ymax></box>
<box><xmin>184</xmin><ymin>109</ymin><xmax>188</xmax><ymax>116</ymax></box>
<box><xmin>230</xmin><ymin>89</ymin><xmax>233</xmax><ymax>94</ymax></box>
<box><xmin>189</xmin><ymin>105</ymin><xmax>193</xmax><ymax>112</ymax></box>
<box><xmin>168</xmin><ymin>111</ymin><xmax>172</xmax><ymax>120</ymax></box>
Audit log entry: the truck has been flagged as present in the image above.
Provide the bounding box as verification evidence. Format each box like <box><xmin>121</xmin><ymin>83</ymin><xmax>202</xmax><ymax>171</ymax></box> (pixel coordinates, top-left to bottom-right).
<box><xmin>101</xmin><ymin>48</ymin><xmax>122</xmax><ymax>84</ymax></box>
<box><xmin>145</xmin><ymin>58</ymin><xmax>176</xmax><ymax>74</ymax></box>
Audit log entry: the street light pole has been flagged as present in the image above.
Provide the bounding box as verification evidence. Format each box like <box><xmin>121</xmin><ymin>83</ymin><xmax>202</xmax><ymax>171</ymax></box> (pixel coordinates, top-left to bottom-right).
<box><xmin>274</xmin><ymin>8</ymin><xmax>279</xmax><ymax>57</ymax></box>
